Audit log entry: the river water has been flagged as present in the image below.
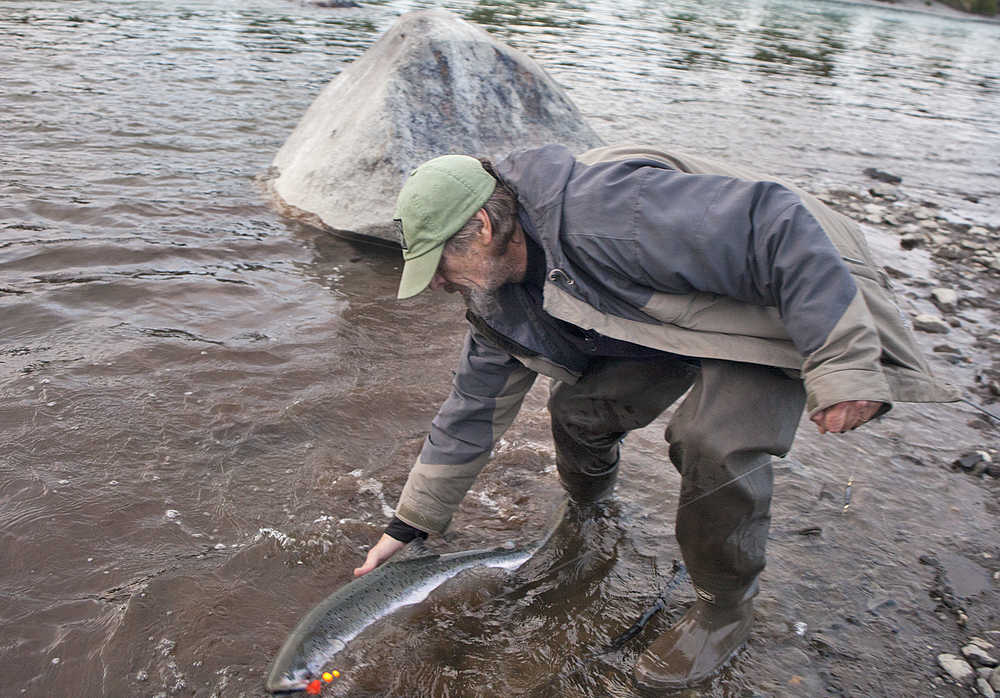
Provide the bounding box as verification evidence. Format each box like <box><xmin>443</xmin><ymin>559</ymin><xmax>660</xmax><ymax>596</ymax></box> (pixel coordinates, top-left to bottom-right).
<box><xmin>2</xmin><ymin>0</ymin><xmax>998</xmax><ymax>696</ymax></box>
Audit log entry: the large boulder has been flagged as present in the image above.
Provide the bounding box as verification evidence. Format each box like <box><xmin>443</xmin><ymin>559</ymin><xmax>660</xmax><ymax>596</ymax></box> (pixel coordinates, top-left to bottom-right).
<box><xmin>269</xmin><ymin>8</ymin><xmax>604</xmax><ymax>242</ymax></box>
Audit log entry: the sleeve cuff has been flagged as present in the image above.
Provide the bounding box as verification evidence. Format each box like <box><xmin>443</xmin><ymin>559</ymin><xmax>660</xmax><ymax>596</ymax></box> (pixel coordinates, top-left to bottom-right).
<box><xmin>385</xmin><ymin>516</ymin><xmax>429</xmax><ymax>543</ymax></box>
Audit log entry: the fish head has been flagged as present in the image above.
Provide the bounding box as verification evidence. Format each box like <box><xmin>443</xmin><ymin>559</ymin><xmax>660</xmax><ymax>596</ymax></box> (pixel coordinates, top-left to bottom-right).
<box><xmin>265</xmin><ymin>668</ymin><xmax>311</xmax><ymax>693</ymax></box>
<box><xmin>266</xmin><ymin>637</ymin><xmax>346</xmax><ymax>694</ymax></box>
<box><xmin>265</xmin><ymin>654</ymin><xmax>316</xmax><ymax>694</ymax></box>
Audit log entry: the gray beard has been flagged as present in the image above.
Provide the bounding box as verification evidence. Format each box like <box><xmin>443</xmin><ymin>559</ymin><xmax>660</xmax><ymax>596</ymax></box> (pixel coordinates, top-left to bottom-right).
<box><xmin>461</xmin><ymin>287</ymin><xmax>502</xmax><ymax>317</ymax></box>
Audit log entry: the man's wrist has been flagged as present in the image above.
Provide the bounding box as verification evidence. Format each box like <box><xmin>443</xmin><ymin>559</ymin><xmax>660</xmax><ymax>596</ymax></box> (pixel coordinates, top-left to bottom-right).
<box><xmin>385</xmin><ymin>516</ymin><xmax>429</xmax><ymax>543</ymax></box>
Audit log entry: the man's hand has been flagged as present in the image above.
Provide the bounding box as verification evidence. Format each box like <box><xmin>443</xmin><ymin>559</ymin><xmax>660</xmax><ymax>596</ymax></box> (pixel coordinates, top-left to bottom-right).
<box><xmin>811</xmin><ymin>400</ymin><xmax>885</xmax><ymax>434</ymax></box>
<box><xmin>353</xmin><ymin>533</ymin><xmax>406</xmax><ymax>577</ymax></box>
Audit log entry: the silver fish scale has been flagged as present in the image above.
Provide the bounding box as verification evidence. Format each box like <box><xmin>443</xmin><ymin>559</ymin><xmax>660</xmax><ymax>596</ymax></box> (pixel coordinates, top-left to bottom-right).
<box><xmin>266</xmin><ymin>546</ymin><xmax>531</xmax><ymax>692</ymax></box>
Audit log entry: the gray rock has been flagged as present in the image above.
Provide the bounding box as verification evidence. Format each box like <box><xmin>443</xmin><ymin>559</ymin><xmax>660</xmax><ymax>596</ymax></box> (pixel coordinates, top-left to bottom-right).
<box><xmin>939</xmin><ymin>653</ymin><xmax>975</xmax><ymax>683</ymax></box>
<box><xmin>869</xmin><ymin>183</ymin><xmax>899</xmax><ymax>200</ymax></box>
<box><xmin>913</xmin><ymin>314</ymin><xmax>950</xmax><ymax>334</ymax></box>
<box><xmin>965</xmin><ymin>643</ymin><xmax>1000</xmax><ymax>667</ymax></box>
<box><xmin>863</xmin><ymin>167</ymin><xmax>902</xmax><ymax>184</ymax></box>
<box><xmin>932</xmin><ymin>343</ymin><xmax>960</xmax><ymax>354</ymax></box>
<box><xmin>936</xmin><ymin>244</ymin><xmax>966</xmax><ymax>260</ymax></box>
<box><xmin>269</xmin><ymin>9</ymin><xmax>604</xmax><ymax>241</ymax></box>
<box><xmin>980</xmin><ymin>677</ymin><xmax>997</xmax><ymax>698</ymax></box>
<box><xmin>931</xmin><ymin>288</ymin><xmax>959</xmax><ymax>312</ymax></box>
<box><xmin>992</xmin><ymin>666</ymin><xmax>1000</xmax><ymax>691</ymax></box>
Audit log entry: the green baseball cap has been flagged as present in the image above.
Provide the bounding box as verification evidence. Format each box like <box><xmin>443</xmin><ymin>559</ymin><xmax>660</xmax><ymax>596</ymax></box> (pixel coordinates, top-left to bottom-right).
<box><xmin>394</xmin><ymin>154</ymin><xmax>496</xmax><ymax>299</ymax></box>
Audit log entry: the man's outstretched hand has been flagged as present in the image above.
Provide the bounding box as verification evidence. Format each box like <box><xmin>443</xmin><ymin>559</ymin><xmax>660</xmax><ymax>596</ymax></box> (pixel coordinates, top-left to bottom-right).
<box><xmin>353</xmin><ymin>533</ymin><xmax>406</xmax><ymax>577</ymax></box>
<box><xmin>811</xmin><ymin>400</ymin><xmax>885</xmax><ymax>434</ymax></box>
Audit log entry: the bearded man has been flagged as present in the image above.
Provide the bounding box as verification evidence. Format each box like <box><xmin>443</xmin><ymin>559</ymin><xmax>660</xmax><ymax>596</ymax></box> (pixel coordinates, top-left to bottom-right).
<box><xmin>352</xmin><ymin>144</ymin><xmax>956</xmax><ymax>689</ymax></box>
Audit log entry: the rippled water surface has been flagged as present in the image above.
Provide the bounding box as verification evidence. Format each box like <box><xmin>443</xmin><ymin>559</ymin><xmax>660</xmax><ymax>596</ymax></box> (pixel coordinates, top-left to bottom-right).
<box><xmin>2</xmin><ymin>0</ymin><xmax>998</xmax><ymax>696</ymax></box>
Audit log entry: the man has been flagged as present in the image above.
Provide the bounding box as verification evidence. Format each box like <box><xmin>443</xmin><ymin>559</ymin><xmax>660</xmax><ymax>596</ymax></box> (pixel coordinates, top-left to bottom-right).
<box><xmin>353</xmin><ymin>144</ymin><xmax>956</xmax><ymax>689</ymax></box>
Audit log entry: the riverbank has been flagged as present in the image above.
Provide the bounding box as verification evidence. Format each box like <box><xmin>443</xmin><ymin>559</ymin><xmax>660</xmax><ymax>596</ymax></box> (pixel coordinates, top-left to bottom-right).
<box><xmin>840</xmin><ymin>0</ymin><xmax>1000</xmax><ymax>20</ymax></box>
<box><xmin>818</xmin><ymin>173</ymin><xmax>1000</xmax><ymax>411</ymax></box>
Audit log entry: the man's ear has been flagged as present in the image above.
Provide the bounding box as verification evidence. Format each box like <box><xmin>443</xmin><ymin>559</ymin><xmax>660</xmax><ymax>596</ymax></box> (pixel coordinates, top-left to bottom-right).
<box><xmin>475</xmin><ymin>209</ymin><xmax>492</xmax><ymax>246</ymax></box>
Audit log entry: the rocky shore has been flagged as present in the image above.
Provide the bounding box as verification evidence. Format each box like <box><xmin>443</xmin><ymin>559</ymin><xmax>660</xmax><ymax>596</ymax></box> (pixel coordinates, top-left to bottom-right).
<box><xmin>815</xmin><ymin>171</ymin><xmax>999</xmax><ymax>695</ymax></box>
<box><xmin>819</xmin><ymin>171</ymin><xmax>1000</xmax><ymax>413</ymax></box>
<box><xmin>854</xmin><ymin>0</ymin><xmax>999</xmax><ymax>19</ymax></box>
<box><xmin>937</xmin><ymin>637</ymin><xmax>1000</xmax><ymax>696</ymax></box>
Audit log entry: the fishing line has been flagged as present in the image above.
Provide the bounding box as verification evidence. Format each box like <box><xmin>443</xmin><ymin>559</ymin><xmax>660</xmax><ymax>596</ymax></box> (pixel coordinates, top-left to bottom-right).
<box><xmin>960</xmin><ymin>396</ymin><xmax>1000</xmax><ymax>425</ymax></box>
<box><xmin>348</xmin><ymin>461</ymin><xmax>861</xmax><ymax>691</ymax></box>
<box><xmin>523</xmin><ymin>561</ymin><xmax>689</xmax><ymax>694</ymax></box>
<box><xmin>376</xmin><ymin>541</ymin><xmax>603</xmax><ymax>651</ymax></box>
<box><xmin>393</xmin><ymin>461</ymin><xmax>842</xmax><ymax>645</ymax></box>
<box><xmin>673</xmin><ymin>459</ymin><xmax>773</xmax><ymax>512</ymax></box>
<box><xmin>598</xmin><ymin>560</ymin><xmax>688</xmax><ymax>653</ymax></box>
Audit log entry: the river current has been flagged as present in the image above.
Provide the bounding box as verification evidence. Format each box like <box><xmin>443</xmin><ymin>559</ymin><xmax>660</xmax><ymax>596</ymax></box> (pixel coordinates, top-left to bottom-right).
<box><xmin>2</xmin><ymin>0</ymin><xmax>998</xmax><ymax>696</ymax></box>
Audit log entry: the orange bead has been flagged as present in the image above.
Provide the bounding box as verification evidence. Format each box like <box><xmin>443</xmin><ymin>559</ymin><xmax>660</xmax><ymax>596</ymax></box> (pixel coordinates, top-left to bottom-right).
<box><xmin>306</xmin><ymin>678</ymin><xmax>323</xmax><ymax>695</ymax></box>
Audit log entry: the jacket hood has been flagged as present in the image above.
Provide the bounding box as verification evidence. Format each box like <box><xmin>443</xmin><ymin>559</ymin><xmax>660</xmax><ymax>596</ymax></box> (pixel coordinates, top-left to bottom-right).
<box><xmin>495</xmin><ymin>144</ymin><xmax>578</xmax><ymax>229</ymax></box>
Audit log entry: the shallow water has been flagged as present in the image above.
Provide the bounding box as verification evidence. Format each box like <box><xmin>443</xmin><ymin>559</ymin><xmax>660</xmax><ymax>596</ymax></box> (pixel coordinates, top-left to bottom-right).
<box><xmin>2</xmin><ymin>0</ymin><xmax>998</xmax><ymax>696</ymax></box>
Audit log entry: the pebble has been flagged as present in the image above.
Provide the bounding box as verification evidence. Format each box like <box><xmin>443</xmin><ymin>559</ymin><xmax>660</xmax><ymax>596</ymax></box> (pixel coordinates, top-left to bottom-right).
<box><xmin>913</xmin><ymin>314</ymin><xmax>950</xmax><ymax>334</ymax></box>
<box><xmin>939</xmin><ymin>653</ymin><xmax>975</xmax><ymax>683</ymax></box>
<box><xmin>992</xmin><ymin>666</ymin><xmax>1000</xmax><ymax>691</ymax></box>
<box><xmin>981</xmin><ymin>678</ymin><xmax>997</xmax><ymax>698</ymax></box>
<box><xmin>869</xmin><ymin>183</ymin><xmax>899</xmax><ymax>200</ymax></box>
<box><xmin>936</xmin><ymin>244</ymin><xmax>966</xmax><ymax>260</ymax></box>
<box><xmin>931</xmin><ymin>288</ymin><xmax>959</xmax><ymax>312</ymax></box>
<box><xmin>965</xmin><ymin>643</ymin><xmax>1000</xmax><ymax>667</ymax></box>
<box><xmin>932</xmin><ymin>344</ymin><xmax>960</xmax><ymax>354</ymax></box>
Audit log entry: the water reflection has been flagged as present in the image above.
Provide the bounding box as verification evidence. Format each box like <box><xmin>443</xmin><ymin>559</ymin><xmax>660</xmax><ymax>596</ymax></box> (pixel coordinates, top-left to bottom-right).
<box><xmin>466</xmin><ymin>0</ymin><xmax>593</xmax><ymax>32</ymax></box>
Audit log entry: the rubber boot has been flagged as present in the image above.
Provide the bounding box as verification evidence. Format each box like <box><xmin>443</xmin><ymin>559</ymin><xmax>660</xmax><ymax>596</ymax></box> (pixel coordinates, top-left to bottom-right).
<box><xmin>557</xmin><ymin>457</ymin><xmax>618</xmax><ymax>504</ymax></box>
<box><xmin>634</xmin><ymin>598</ymin><xmax>753</xmax><ymax>690</ymax></box>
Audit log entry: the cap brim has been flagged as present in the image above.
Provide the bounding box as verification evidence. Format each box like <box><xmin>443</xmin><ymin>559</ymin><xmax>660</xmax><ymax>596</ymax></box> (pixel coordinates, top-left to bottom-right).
<box><xmin>396</xmin><ymin>244</ymin><xmax>445</xmax><ymax>299</ymax></box>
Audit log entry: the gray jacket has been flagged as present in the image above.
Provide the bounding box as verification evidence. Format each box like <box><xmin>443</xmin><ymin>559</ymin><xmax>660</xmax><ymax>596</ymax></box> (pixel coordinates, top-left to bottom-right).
<box><xmin>394</xmin><ymin>144</ymin><xmax>958</xmax><ymax>535</ymax></box>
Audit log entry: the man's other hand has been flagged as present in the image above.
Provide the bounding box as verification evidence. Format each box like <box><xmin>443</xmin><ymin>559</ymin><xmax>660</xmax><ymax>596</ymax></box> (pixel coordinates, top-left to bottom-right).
<box><xmin>353</xmin><ymin>533</ymin><xmax>406</xmax><ymax>577</ymax></box>
<box><xmin>811</xmin><ymin>400</ymin><xmax>885</xmax><ymax>434</ymax></box>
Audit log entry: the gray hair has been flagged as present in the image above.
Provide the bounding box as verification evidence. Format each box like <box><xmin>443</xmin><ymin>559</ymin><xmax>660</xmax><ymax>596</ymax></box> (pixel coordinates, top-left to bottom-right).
<box><xmin>444</xmin><ymin>159</ymin><xmax>518</xmax><ymax>256</ymax></box>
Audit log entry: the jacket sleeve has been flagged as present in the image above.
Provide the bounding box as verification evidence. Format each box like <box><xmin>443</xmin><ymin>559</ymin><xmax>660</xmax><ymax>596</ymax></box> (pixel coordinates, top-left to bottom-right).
<box><xmin>394</xmin><ymin>328</ymin><xmax>537</xmax><ymax>534</ymax></box>
<box><xmin>644</xmin><ymin>170</ymin><xmax>891</xmax><ymax>414</ymax></box>
<box><xmin>566</xmin><ymin>162</ymin><xmax>892</xmax><ymax>415</ymax></box>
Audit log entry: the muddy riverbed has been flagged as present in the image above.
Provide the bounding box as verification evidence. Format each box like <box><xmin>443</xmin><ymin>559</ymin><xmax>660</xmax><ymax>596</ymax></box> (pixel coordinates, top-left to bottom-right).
<box><xmin>2</xmin><ymin>0</ymin><xmax>998</xmax><ymax>696</ymax></box>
